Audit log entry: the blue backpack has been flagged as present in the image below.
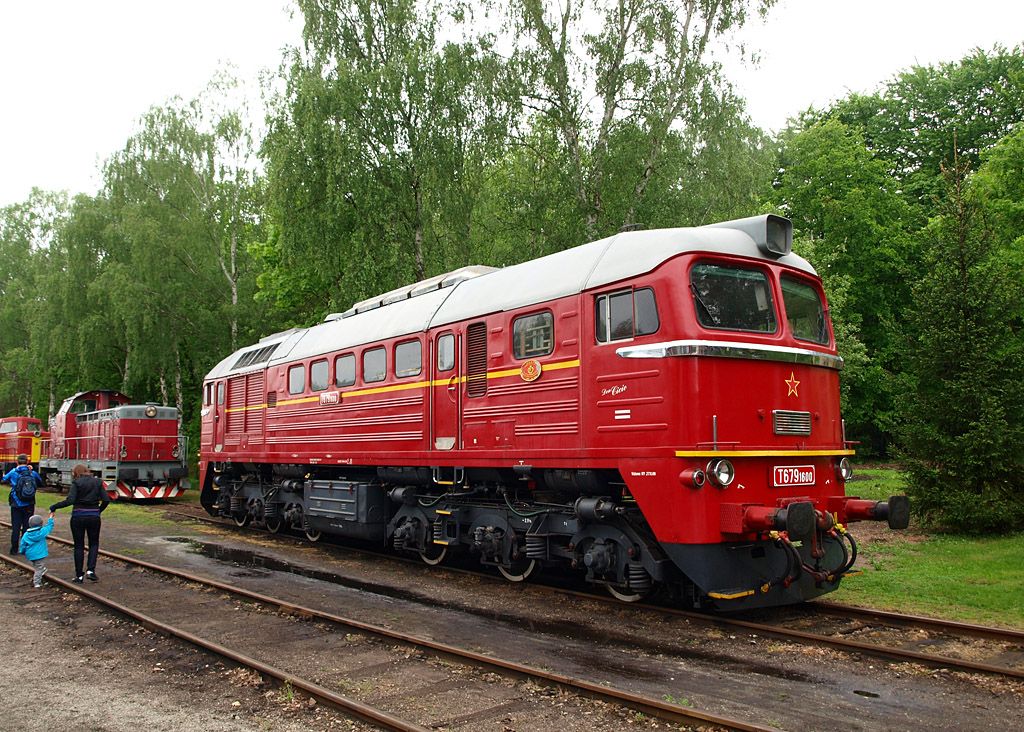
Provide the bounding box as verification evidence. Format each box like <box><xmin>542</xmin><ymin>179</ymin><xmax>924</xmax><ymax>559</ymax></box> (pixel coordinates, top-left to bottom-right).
<box><xmin>14</xmin><ymin>471</ymin><xmax>36</xmax><ymax>503</ymax></box>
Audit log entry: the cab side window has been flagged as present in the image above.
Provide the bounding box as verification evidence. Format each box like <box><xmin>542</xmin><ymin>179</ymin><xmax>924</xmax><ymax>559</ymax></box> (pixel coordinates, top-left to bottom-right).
<box><xmin>595</xmin><ymin>288</ymin><xmax>659</xmax><ymax>343</ymax></box>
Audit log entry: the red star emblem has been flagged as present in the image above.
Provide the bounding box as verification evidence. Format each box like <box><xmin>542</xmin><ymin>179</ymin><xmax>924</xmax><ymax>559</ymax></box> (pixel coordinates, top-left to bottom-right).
<box><xmin>785</xmin><ymin>372</ymin><xmax>800</xmax><ymax>397</ymax></box>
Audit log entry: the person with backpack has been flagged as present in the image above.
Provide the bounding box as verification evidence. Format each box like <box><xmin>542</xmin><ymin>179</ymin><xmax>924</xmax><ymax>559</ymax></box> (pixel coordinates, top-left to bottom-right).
<box><xmin>3</xmin><ymin>454</ymin><xmax>44</xmax><ymax>554</ymax></box>
<box><xmin>49</xmin><ymin>463</ymin><xmax>110</xmax><ymax>583</ymax></box>
<box><xmin>19</xmin><ymin>512</ymin><xmax>55</xmax><ymax>587</ymax></box>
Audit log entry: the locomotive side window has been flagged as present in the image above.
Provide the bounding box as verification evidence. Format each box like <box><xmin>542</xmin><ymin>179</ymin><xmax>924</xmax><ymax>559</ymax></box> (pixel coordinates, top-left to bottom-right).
<box><xmin>310</xmin><ymin>359</ymin><xmax>329</xmax><ymax>391</ymax></box>
<box><xmin>781</xmin><ymin>275</ymin><xmax>830</xmax><ymax>345</ymax></box>
<box><xmin>596</xmin><ymin>288</ymin><xmax>659</xmax><ymax>343</ymax></box>
<box><xmin>513</xmin><ymin>312</ymin><xmax>553</xmax><ymax>358</ymax></box>
<box><xmin>690</xmin><ymin>263</ymin><xmax>777</xmax><ymax>333</ymax></box>
<box><xmin>203</xmin><ymin>383</ymin><xmax>211</xmax><ymax>405</ymax></box>
<box><xmin>0</xmin><ymin>422</ymin><xmax>16</xmax><ymax>434</ymax></box>
<box><xmin>216</xmin><ymin>382</ymin><xmax>225</xmax><ymax>405</ymax></box>
<box><xmin>395</xmin><ymin>339</ymin><xmax>422</xmax><ymax>378</ymax></box>
<box><xmin>335</xmin><ymin>354</ymin><xmax>356</xmax><ymax>387</ymax></box>
<box><xmin>288</xmin><ymin>365</ymin><xmax>305</xmax><ymax>394</ymax></box>
<box><xmin>437</xmin><ymin>333</ymin><xmax>455</xmax><ymax>372</ymax></box>
<box><xmin>363</xmin><ymin>347</ymin><xmax>386</xmax><ymax>383</ymax></box>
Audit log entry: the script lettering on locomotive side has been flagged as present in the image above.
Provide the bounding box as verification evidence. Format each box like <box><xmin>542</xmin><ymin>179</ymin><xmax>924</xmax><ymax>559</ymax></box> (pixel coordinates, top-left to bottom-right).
<box><xmin>601</xmin><ymin>384</ymin><xmax>628</xmax><ymax>397</ymax></box>
<box><xmin>773</xmin><ymin>465</ymin><xmax>815</xmax><ymax>487</ymax></box>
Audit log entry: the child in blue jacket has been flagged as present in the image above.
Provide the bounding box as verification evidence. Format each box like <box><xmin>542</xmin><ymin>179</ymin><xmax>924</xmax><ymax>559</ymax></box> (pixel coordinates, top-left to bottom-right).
<box><xmin>19</xmin><ymin>512</ymin><xmax>55</xmax><ymax>588</ymax></box>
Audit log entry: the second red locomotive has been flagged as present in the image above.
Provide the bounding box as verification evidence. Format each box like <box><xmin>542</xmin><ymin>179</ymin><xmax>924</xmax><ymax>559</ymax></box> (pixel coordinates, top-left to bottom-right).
<box><xmin>199</xmin><ymin>215</ymin><xmax>908</xmax><ymax>609</ymax></box>
<box><xmin>40</xmin><ymin>390</ymin><xmax>190</xmax><ymax>499</ymax></box>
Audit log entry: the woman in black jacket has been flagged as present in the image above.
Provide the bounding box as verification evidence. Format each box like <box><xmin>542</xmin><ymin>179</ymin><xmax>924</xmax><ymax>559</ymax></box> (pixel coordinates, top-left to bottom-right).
<box><xmin>50</xmin><ymin>464</ymin><xmax>110</xmax><ymax>582</ymax></box>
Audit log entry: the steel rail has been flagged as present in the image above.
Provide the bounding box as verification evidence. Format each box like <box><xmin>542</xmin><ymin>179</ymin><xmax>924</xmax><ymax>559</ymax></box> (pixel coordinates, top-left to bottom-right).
<box><xmin>0</xmin><ymin>551</ymin><xmax>426</xmax><ymax>732</ymax></box>
<box><xmin>153</xmin><ymin>508</ymin><xmax>1024</xmax><ymax>679</ymax></box>
<box><xmin>5</xmin><ymin>523</ymin><xmax>776</xmax><ymax>732</ymax></box>
<box><xmin>812</xmin><ymin>601</ymin><xmax>1024</xmax><ymax>643</ymax></box>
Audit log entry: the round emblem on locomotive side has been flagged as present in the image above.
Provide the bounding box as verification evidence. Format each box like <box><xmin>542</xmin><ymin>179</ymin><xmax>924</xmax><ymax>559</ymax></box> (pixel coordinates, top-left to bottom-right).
<box><xmin>520</xmin><ymin>359</ymin><xmax>543</xmax><ymax>382</ymax></box>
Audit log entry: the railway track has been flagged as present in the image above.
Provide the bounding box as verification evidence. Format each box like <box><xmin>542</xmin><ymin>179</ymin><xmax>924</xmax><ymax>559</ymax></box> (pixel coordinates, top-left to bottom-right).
<box><xmin>0</xmin><ymin>521</ymin><xmax>771</xmax><ymax>732</ymax></box>
<box><xmin>152</xmin><ymin>506</ymin><xmax>1024</xmax><ymax>682</ymax></box>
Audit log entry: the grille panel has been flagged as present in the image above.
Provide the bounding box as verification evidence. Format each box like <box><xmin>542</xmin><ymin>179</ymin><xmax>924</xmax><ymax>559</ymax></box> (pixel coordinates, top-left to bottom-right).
<box><xmin>773</xmin><ymin>410</ymin><xmax>812</xmax><ymax>436</ymax></box>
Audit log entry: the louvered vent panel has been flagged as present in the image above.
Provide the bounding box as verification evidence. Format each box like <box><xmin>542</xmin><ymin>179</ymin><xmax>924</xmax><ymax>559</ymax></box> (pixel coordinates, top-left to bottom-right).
<box><xmin>466</xmin><ymin>322</ymin><xmax>488</xmax><ymax>398</ymax></box>
<box><xmin>245</xmin><ymin>372</ymin><xmax>264</xmax><ymax>433</ymax></box>
<box><xmin>773</xmin><ymin>410</ymin><xmax>812</xmax><ymax>436</ymax></box>
<box><xmin>226</xmin><ymin>377</ymin><xmax>246</xmax><ymax>432</ymax></box>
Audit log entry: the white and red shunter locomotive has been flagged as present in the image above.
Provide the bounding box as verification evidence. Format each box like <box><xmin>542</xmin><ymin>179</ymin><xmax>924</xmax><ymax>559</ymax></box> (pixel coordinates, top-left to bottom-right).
<box><xmin>40</xmin><ymin>390</ymin><xmax>190</xmax><ymax>500</ymax></box>
<box><xmin>199</xmin><ymin>215</ymin><xmax>908</xmax><ymax>609</ymax></box>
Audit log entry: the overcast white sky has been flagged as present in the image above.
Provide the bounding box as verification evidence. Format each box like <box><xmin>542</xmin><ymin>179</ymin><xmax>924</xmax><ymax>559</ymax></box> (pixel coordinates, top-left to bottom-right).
<box><xmin>1</xmin><ymin>0</ymin><xmax>1021</xmax><ymax>208</ymax></box>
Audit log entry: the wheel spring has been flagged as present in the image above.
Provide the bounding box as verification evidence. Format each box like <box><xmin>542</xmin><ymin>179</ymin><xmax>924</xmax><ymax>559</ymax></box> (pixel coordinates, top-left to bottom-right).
<box><xmin>525</xmin><ymin>534</ymin><xmax>548</xmax><ymax>559</ymax></box>
<box><xmin>229</xmin><ymin>494</ymin><xmax>244</xmax><ymax>514</ymax></box>
<box><xmin>432</xmin><ymin>519</ymin><xmax>445</xmax><ymax>544</ymax></box>
<box><xmin>263</xmin><ymin>501</ymin><xmax>280</xmax><ymax>520</ymax></box>
<box><xmin>628</xmin><ymin>563</ymin><xmax>652</xmax><ymax>593</ymax></box>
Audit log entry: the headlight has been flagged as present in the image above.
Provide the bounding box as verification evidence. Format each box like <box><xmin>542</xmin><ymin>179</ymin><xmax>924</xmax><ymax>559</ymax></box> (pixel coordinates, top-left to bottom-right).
<box><xmin>706</xmin><ymin>458</ymin><xmax>735</xmax><ymax>487</ymax></box>
<box><xmin>837</xmin><ymin>457</ymin><xmax>853</xmax><ymax>482</ymax></box>
<box><xmin>144</xmin><ymin>405</ymin><xmax>158</xmax><ymax>418</ymax></box>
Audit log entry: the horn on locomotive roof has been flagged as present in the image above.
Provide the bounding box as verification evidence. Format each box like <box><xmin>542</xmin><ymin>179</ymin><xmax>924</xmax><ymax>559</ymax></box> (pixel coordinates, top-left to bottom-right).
<box><xmin>704</xmin><ymin>214</ymin><xmax>793</xmax><ymax>257</ymax></box>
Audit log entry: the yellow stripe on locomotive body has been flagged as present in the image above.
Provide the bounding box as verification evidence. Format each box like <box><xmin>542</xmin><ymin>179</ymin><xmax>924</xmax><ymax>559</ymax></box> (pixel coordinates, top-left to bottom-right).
<box><xmin>675</xmin><ymin>449</ymin><xmax>855</xmax><ymax>458</ymax></box>
<box><xmin>224</xmin><ymin>357</ymin><xmax>583</xmax><ymax>413</ymax></box>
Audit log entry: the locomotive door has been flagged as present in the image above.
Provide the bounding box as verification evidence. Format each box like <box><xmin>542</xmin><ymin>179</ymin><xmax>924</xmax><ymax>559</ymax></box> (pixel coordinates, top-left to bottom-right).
<box><xmin>213</xmin><ymin>380</ymin><xmax>226</xmax><ymax>451</ymax></box>
<box><xmin>430</xmin><ymin>331</ymin><xmax>461</xmax><ymax>450</ymax></box>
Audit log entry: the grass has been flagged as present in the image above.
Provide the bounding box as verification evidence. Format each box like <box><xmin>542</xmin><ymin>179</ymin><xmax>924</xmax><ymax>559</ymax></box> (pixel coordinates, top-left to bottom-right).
<box><xmin>830</xmin><ymin>463</ymin><xmax>1024</xmax><ymax>629</ymax></box>
<box><xmin>844</xmin><ymin>465</ymin><xmax>906</xmax><ymax>501</ymax></box>
<box><xmin>3</xmin><ymin>486</ymin><xmax>179</xmax><ymax>528</ymax></box>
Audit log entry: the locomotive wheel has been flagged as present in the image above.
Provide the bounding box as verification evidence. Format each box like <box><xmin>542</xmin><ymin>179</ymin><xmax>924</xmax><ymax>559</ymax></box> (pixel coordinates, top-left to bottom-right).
<box><xmin>606</xmin><ymin>583</ymin><xmax>649</xmax><ymax>603</ymax></box>
<box><xmin>232</xmin><ymin>513</ymin><xmax>251</xmax><ymax>528</ymax></box>
<box><xmin>265</xmin><ymin>518</ymin><xmax>283</xmax><ymax>534</ymax></box>
<box><xmin>497</xmin><ymin>558</ymin><xmax>536</xmax><ymax>583</ymax></box>
<box><xmin>304</xmin><ymin>528</ymin><xmax>322</xmax><ymax>542</ymax></box>
<box><xmin>419</xmin><ymin>543</ymin><xmax>447</xmax><ymax>566</ymax></box>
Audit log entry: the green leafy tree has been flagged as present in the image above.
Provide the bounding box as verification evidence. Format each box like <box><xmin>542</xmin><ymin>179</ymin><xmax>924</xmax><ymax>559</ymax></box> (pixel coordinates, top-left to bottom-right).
<box><xmin>824</xmin><ymin>45</ymin><xmax>1024</xmax><ymax>209</ymax></box>
<box><xmin>512</xmin><ymin>0</ymin><xmax>776</xmax><ymax>241</ymax></box>
<box><xmin>100</xmin><ymin>80</ymin><xmax>274</xmax><ymax>448</ymax></box>
<box><xmin>898</xmin><ymin>151</ymin><xmax>1024</xmax><ymax>533</ymax></box>
<box><xmin>261</xmin><ymin>0</ymin><xmax>520</xmax><ymax>319</ymax></box>
<box><xmin>772</xmin><ymin>118</ymin><xmax>914</xmax><ymax>451</ymax></box>
<box><xmin>0</xmin><ymin>190</ymin><xmax>68</xmax><ymax>417</ymax></box>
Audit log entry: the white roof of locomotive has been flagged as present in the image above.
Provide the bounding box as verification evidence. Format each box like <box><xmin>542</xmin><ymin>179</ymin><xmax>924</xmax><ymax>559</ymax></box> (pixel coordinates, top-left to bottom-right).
<box><xmin>205</xmin><ymin>219</ymin><xmax>816</xmax><ymax>380</ymax></box>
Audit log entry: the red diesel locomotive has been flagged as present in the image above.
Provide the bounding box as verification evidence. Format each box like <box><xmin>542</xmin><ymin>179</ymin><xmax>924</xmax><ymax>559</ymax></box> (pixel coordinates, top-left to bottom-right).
<box><xmin>40</xmin><ymin>390</ymin><xmax>190</xmax><ymax>499</ymax></box>
<box><xmin>199</xmin><ymin>215</ymin><xmax>908</xmax><ymax>609</ymax></box>
<box><xmin>0</xmin><ymin>416</ymin><xmax>49</xmax><ymax>471</ymax></box>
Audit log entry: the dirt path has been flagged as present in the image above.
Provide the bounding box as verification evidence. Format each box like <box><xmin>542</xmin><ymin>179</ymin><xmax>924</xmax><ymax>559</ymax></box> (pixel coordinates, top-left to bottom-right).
<box><xmin>0</xmin><ymin>562</ymin><xmax>371</xmax><ymax>731</ymax></box>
